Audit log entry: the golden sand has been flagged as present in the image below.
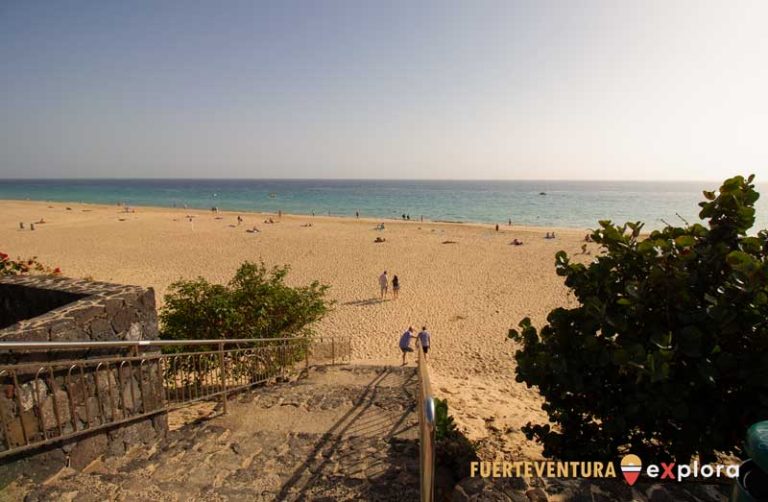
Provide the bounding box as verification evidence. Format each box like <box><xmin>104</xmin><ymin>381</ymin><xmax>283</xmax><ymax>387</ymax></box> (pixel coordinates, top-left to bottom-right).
<box><xmin>1</xmin><ymin>199</ymin><xmax>596</xmax><ymax>459</ymax></box>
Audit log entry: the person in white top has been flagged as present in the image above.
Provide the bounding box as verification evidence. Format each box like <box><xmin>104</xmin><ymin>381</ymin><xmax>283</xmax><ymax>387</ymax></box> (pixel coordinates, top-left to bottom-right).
<box><xmin>379</xmin><ymin>271</ymin><xmax>389</xmax><ymax>300</ymax></box>
<box><xmin>418</xmin><ymin>327</ymin><xmax>431</xmax><ymax>360</ymax></box>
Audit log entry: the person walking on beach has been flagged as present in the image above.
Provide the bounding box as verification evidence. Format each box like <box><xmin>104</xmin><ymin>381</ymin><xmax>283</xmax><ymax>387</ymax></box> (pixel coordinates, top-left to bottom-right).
<box><xmin>400</xmin><ymin>327</ymin><xmax>416</xmax><ymax>365</ymax></box>
<box><xmin>392</xmin><ymin>275</ymin><xmax>400</xmax><ymax>299</ymax></box>
<box><xmin>379</xmin><ymin>271</ymin><xmax>389</xmax><ymax>300</ymax></box>
<box><xmin>418</xmin><ymin>326</ymin><xmax>431</xmax><ymax>360</ymax></box>
<box><xmin>237</xmin><ymin>215</ymin><xmax>243</xmax><ymax>225</ymax></box>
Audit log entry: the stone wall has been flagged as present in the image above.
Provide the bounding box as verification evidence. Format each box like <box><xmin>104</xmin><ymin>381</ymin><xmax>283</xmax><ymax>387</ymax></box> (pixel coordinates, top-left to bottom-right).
<box><xmin>0</xmin><ymin>275</ymin><xmax>168</xmax><ymax>486</ymax></box>
<box><xmin>0</xmin><ymin>275</ymin><xmax>158</xmax><ymax>344</ymax></box>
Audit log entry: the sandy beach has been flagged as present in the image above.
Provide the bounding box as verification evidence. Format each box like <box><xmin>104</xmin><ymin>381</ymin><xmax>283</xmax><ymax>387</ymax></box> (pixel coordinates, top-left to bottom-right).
<box><xmin>0</xmin><ymin>199</ymin><xmax>595</xmax><ymax>460</ymax></box>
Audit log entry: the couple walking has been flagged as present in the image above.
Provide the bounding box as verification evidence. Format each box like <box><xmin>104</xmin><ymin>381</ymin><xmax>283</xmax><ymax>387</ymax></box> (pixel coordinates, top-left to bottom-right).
<box><xmin>379</xmin><ymin>271</ymin><xmax>400</xmax><ymax>300</ymax></box>
<box><xmin>399</xmin><ymin>326</ymin><xmax>431</xmax><ymax>365</ymax></box>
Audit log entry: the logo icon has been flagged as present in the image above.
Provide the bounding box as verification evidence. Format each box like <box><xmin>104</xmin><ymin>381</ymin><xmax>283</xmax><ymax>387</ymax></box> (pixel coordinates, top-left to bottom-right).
<box><xmin>620</xmin><ymin>454</ymin><xmax>642</xmax><ymax>486</ymax></box>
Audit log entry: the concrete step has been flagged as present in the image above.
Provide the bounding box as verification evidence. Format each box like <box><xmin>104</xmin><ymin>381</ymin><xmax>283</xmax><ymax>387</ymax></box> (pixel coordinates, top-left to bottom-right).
<box><xmin>20</xmin><ymin>365</ymin><xmax>420</xmax><ymax>501</ymax></box>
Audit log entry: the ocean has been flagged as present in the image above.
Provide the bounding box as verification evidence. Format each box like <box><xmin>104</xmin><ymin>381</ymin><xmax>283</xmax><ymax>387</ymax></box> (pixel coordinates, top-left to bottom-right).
<box><xmin>0</xmin><ymin>179</ymin><xmax>766</xmax><ymax>231</ymax></box>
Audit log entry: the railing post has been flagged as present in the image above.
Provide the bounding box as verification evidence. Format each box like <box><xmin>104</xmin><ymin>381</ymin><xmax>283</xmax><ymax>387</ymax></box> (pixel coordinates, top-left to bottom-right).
<box><xmin>219</xmin><ymin>341</ymin><xmax>228</xmax><ymax>414</ymax></box>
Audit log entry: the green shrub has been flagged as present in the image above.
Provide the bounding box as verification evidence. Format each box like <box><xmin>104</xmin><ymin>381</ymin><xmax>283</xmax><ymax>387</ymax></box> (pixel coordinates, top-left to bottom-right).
<box><xmin>435</xmin><ymin>398</ymin><xmax>458</xmax><ymax>441</ymax></box>
<box><xmin>509</xmin><ymin>175</ymin><xmax>768</xmax><ymax>463</ymax></box>
<box><xmin>160</xmin><ymin>261</ymin><xmax>331</xmax><ymax>342</ymax></box>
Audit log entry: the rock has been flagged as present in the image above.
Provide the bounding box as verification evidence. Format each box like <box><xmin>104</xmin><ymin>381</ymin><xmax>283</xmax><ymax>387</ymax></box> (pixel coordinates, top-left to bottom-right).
<box><xmin>103</xmin><ymin>298</ymin><xmax>124</xmax><ymax>316</ymax></box>
<box><xmin>110</xmin><ymin>309</ymin><xmax>135</xmax><ymax>334</ymax></box>
<box><xmin>0</xmin><ymin>394</ymin><xmax>16</xmax><ymax>422</ymax></box>
<box><xmin>457</xmin><ymin>476</ymin><xmax>486</xmax><ymax>496</ymax></box>
<box><xmin>121</xmin><ymin>378</ymin><xmax>142</xmax><ymax>413</ymax></box>
<box><xmin>72</xmin><ymin>305</ymin><xmax>106</xmax><ymax>324</ymax></box>
<box><xmin>451</xmin><ymin>485</ymin><xmax>471</xmax><ymax>502</ymax></box>
<box><xmin>88</xmin><ymin>319</ymin><xmax>115</xmax><ymax>340</ymax></box>
<box><xmin>124</xmin><ymin>322</ymin><xmax>142</xmax><ymax>341</ymax></box>
<box><xmin>76</xmin><ymin>396</ymin><xmax>101</xmax><ymax>425</ymax></box>
<box><xmin>6</xmin><ymin>410</ymin><xmax>38</xmax><ymax>447</ymax></box>
<box><xmin>116</xmin><ymin>419</ymin><xmax>155</xmax><ymax>448</ymax></box>
<box><xmin>40</xmin><ymin>390</ymin><xmax>73</xmax><ymax>431</ymax></box>
<box><xmin>18</xmin><ymin>380</ymin><xmax>49</xmax><ymax>411</ymax></box>
<box><xmin>48</xmin><ymin>319</ymin><xmax>86</xmax><ymax>342</ymax></box>
<box><xmin>68</xmin><ymin>433</ymin><xmax>108</xmax><ymax>470</ymax></box>
<box><xmin>647</xmin><ymin>485</ymin><xmax>675</xmax><ymax>502</ymax></box>
<box><xmin>526</xmin><ymin>487</ymin><xmax>548</xmax><ymax>502</ymax></box>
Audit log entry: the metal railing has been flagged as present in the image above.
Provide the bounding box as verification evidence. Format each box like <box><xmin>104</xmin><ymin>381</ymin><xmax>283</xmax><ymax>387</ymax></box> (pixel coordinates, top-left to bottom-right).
<box><xmin>416</xmin><ymin>339</ymin><xmax>436</xmax><ymax>502</ymax></box>
<box><xmin>0</xmin><ymin>336</ymin><xmax>351</xmax><ymax>459</ymax></box>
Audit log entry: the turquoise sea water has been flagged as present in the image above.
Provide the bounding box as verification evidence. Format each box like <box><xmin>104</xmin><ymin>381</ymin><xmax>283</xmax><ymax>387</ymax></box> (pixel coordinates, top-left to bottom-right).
<box><xmin>1</xmin><ymin>179</ymin><xmax>766</xmax><ymax>231</ymax></box>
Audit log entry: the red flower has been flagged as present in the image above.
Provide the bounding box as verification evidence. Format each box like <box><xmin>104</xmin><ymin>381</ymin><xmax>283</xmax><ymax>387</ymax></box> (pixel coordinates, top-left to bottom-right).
<box><xmin>0</xmin><ymin>252</ymin><xmax>7</xmax><ymax>261</ymax></box>
<box><xmin>53</xmin><ymin>267</ymin><xmax>61</xmax><ymax>274</ymax></box>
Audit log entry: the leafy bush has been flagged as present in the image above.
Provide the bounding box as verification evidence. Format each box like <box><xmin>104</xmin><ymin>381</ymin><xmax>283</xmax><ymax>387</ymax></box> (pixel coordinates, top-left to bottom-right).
<box><xmin>0</xmin><ymin>252</ymin><xmax>60</xmax><ymax>276</ymax></box>
<box><xmin>160</xmin><ymin>261</ymin><xmax>331</xmax><ymax>341</ymax></box>
<box><xmin>509</xmin><ymin>175</ymin><xmax>768</xmax><ymax>463</ymax></box>
<box><xmin>435</xmin><ymin>398</ymin><xmax>459</xmax><ymax>441</ymax></box>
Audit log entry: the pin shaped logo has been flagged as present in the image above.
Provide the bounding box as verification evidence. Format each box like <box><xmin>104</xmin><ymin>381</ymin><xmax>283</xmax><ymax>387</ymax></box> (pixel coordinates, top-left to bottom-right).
<box><xmin>620</xmin><ymin>454</ymin><xmax>642</xmax><ymax>486</ymax></box>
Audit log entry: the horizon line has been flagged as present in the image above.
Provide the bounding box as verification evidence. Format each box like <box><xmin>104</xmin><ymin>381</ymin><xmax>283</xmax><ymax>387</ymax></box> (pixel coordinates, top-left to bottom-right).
<box><xmin>0</xmin><ymin>176</ymin><xmax>752</xmax><ymax>183</ymax></box>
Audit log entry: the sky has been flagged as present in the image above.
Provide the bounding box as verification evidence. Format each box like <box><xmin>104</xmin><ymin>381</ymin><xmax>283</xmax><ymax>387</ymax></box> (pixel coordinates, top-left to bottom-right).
<box><xmin>0</xmin><ymin>0</ymin><xmax>766</xmax><ymax>180</ymax></box>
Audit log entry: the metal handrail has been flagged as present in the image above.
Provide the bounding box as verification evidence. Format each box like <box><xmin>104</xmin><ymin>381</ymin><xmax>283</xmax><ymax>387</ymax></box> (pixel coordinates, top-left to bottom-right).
<box><xmin>416</xmin><ymin>339</ymin><xmax>436</xmax><ymax>502</ymax></box>
<box><xmin>0</xmin><ymin>336</ymin><xmax>352</xmax><ymax>459</ymax></box>
<box><xmin>0</xmin><ymin>337</ymin><xmax>305</xmax><ymax>351</ymax></box>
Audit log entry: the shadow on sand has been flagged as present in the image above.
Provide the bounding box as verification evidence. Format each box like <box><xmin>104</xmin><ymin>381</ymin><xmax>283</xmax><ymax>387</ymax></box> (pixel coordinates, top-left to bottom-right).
<box><xmin>343</xmin><ymin>297</ymin><xmax>384</xmax><ymax>307</ymax></box>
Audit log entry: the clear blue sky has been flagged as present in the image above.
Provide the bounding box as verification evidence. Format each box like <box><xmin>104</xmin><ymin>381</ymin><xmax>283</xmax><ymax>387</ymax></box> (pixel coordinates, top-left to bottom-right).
<box><xmin>1</xmin><ymin>0</ymin><xmax>766</xmax><ymax>180</ymax></box>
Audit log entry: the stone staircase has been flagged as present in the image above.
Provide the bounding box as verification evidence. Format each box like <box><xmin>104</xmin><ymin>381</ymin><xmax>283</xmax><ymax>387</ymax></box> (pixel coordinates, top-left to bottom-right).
<box><xmin>8</xmin><ymin>365</ymin><xmax>420</xmax><ymax>501</ymax></box>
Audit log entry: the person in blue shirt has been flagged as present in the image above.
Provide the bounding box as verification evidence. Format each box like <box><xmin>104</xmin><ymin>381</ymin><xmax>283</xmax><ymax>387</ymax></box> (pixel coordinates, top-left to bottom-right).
<box><xmin>399</xmin><ymin>327</ymin><xmax>415</xmax><ymax>365</ymax></box>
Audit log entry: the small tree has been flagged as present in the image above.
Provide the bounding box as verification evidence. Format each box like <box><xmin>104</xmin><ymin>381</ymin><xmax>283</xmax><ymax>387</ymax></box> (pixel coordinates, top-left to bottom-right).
<box><xmin>160</xmin><ymin>261</ymin><xmax>331</xmax><ymax>341</ymax></box>
<box><xmin>509</xmin><ymin>175</ymin><xmax>768</xmax><ymax>463</ymax></box>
